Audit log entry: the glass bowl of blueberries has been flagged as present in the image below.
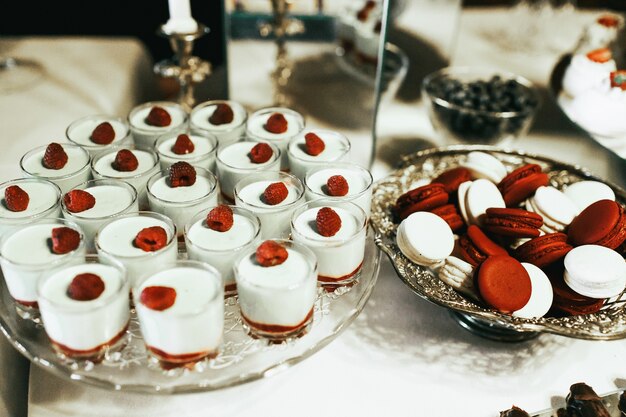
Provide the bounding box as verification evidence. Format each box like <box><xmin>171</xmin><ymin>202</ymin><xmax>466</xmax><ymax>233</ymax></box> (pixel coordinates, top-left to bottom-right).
<box><xmin>422</xmin><ymin>67</ymin><xmax>540</xmax><ymax>145</ymax></box>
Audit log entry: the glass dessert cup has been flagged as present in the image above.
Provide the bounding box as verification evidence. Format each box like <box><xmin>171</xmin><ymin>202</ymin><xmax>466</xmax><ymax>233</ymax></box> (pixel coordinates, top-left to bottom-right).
<box><xmin>0</xmin><ymin>178</ymin><xmax>62</xmax><ymax>239</ymax></box>
<box><xmin>234</xmin><ymin>239</ymin><xmax>318</xmax><ymax>341</ymax></box>
<box><xmin>233</xmin><ymin>171</ymin><xmax>305</xmax><ymax>239</ymax></box>
<box><xmin>20</xmin><ymin>143</ymin><xmax>91</xmax><ymax>194</ymax></box>
<box><xmin>128</xmin><ymin>101</ymin><xmax>188</xmax><ymax>149</ymax></box>
<box><xmin>216</xmin><ymin>141</ymin><xmax>282</xmax><ymax>203</ymax></box>
<box><xmin>66</xmin><ymin>115</ymin><xmax>133</xmax><ymax>156</ymax></box>
<box><xmin>184</xmin><ymin>206</ymin><xmax>261</xmax><ymax>297</ymax></box>
<box><xmin>95</xmin><ymin>211</ymin><xmax>178</xmax><ymax>290</ymax></box>
<box><xmin>155</xmin><ymin>128</ymin><xmax>218</xmax><ymax>173</ymax></box>
<box><xmin>90</xmin><ymin>145</ymin><xmax>160</xmax><ymax>210</ymax></box>
<box><xmin>291</xmin><ymin>199</ymin><xmax>367</xmax><ymax>289</ymax></box>
<box><xmin>286</xmin><ymin>129</ymin><xmax>351</xmax><ymax>181</ymax></box>
<box><xmin>304</xmin><ymin>162</ymin><xmax>374</xmax><ymax>217</ymax></box>
<box><xmin>189</xmin><ymin>100</ymin><xmax>248</xmax><ymax>147</ymax></box>
<box><xmin>37</xmin><ymin>254</ymin><xmax>130</xmax><ymax>361</ymax></box>
<box><xmin>61</xmin><ymin>179</ymin><xmax>139</xmax><ymax>252</ymax></box>
<box><xmin>146</xmin><ymin>167</ymin><xmax>219</xmax><ymax>236</ymax></box>
<box><xmin>0</xmin><ymin>218</ymin><xmax>86</xmax><ymax>321</ymax></box>
<box><xmin>133</xmin><ymin>260</ymin><xmax>224</xmax><ymax>369</ymax></box>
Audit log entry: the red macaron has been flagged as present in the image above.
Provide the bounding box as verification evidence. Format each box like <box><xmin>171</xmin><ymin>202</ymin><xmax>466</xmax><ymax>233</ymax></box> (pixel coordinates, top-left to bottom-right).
<box><xmin>546</xmin><ymin>265</ymin><xmax>605</xmax><ymax>316</ymax></box>
<box><xmin>482</xmin><ymin>207</ymin><xmax>543</xmax><ymax>238</ymax></box>
<box><xmin>432</xmin><ymin>167</ymin><xmax>472</xmax><ymax>194</ymax></box>
<box><xmin>458</xmin><ymin>225</ymin><xmax>508</xmax><ymax>267</ymax></box>
<box><xmin>476</xmin><ymin>255</ymin><xmax>532</xmax><ymax>313</ymax></box>
<box><xmin>395</xmin><ymin>183</ymin><xmax>449</xmax><ymax>221</ymax></box>
<box><xmin>430</xmin><ymin>204</ymin><xmax>464</xmax><ymax>232</ymax></box>
<box><xmin>498</xmin><ymin>164</ymin><xmax>549</xmax><ymax>207</ymax></box>
<box><xmin>567</xmin><ymin>199</ymin><xmax>626</xmax><ymax>250</ymax></box>
<box><xmin>513</xmin><ymin>232</ymin><xmax>573</xmax><ymax>269</ymax></box>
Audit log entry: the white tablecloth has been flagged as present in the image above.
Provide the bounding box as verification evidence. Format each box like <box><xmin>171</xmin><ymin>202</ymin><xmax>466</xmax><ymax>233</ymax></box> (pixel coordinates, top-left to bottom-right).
<box><xmin>1</xmin><ymin>7</ymin><xmax>624</xmax><ymax>417</ymax></box>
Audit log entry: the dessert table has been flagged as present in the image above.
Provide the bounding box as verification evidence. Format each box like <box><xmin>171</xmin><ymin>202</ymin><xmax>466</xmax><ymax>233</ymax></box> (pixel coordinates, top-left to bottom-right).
<box><xmin>0</xmin><ymin>6</ymin><xmax>624</xmax><ymax>417</ymax></box>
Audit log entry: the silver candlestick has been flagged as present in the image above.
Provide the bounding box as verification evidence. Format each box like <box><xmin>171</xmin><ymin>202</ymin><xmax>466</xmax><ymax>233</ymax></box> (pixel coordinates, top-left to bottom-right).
<box><xmin>154</xmin><ymin>24</ymin><xmax>211</xmax><ymax>111</ymax></box>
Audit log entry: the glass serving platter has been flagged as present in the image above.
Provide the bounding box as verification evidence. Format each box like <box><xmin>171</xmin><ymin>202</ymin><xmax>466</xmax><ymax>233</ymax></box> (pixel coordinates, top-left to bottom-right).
<box><xmin>370</xmin><ymin>145</ymin><xmax>626</xmax><ymax>341</ymax></box>
<box><xmin>0</xmin><ymin>228</ymin><xmax>381</xmax><ymax>394</ymax></box>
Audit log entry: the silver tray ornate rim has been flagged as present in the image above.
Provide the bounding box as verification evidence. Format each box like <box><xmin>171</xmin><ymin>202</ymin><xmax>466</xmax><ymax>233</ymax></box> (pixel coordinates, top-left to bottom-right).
<box><xmin>0</xmin><ymin>229</ymin><xmax>382</xmax><ymax>394</ymax></box>
<box><xmin>371</xmin><ymin>144</ymin><xmax>626</xmax><ymax>341</ymax></box>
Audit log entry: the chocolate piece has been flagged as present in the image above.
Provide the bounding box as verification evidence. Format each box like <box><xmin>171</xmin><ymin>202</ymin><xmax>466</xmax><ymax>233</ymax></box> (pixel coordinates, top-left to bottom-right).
<box><xmin>618</xmin><ymin>391</ymin><xmax>626</xmax><ymax>416</ymax></box>
<box><xmin>500</xmin><ymin>405</ymin><xmax>531</xmax><ymax>417</ymax></box>
<box><xmin>566</xmin><ymin>383</ymin><xmax>610</xmax><ymax>417</ymax></box>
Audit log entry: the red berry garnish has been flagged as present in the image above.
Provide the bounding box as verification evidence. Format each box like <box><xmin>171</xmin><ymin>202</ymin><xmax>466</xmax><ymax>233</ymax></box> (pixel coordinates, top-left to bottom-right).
<box><xmin>598</xmin><ymin>14</ymin><xmax>620</xmax><ymax>27</ymax></box>
<box><xmin>67</xmin><ymin>273</ymin><xmax>105</xmax><ymax>301</ymax></box>
<box><xmin>4</xmin><ymin>185</ymin><xmax>29</xmax><ymax>212</ymax></box>
<box><xmin>145</xmin><ymin>106</ymin><xmax>172</xmax><ymax>127</ymax></box>
<box><xmin>356</xmin><ymin>0</ymin><xmax>376</xmax><ymax>21</ymax></box>
<box><xmin>42</xmin><ymin>143</ymin><xmax>68</xmax><ymax>170</ymax></box>
<box><xmin>112</xmin><ymin>149</ymin><xmax>138</xmax><ymax>172</ymax></box>
<box><xmin>263</xmin><ymin>182</ymin><xmax>288</xmax><ymax>205</ymax></box>
<box><xmin>63</xmin><ymin>190</ymin><xmax>96</xmax><ymax>213</ymax></box>
<box><xmin>90</xmin><ymin>122</ymin><xmax>116</xmax><ymax>145</ymax></box>
<box><xmin>171</xmin><ymin>134</ymin><xmax>195</xmax><ymax>155</ymax></box>
<box><xmin>209</xmin><ymin>103</ymin><xmax>234</xmax><ymax>125</ymax></box>
<box><xmin>249</xmin><ymin>142</ymin><xmax>273</xmax><ymax>164</ymax></box>
<box><xmin>169</xmin><ymin>161</ymin><xmax>196</xmax><ymax>187</ymax></box>
<box><xmin>134</xmin><ymin>226</ymin><xmax>168</xmax><ymax>252</ymax></box>
<box><xmin>304</xmin><ymin>132</ymin><xmax>325</xmax><ymax>156</ymax></box>
<box><xmin>256</xmin><ymin>240</ymin><xmax>288</xmax><ymax>267</ymax></box>
<box><xmin>586</xmin><ymin>48</ymin><xmax>612</xmax><ymax>63</ymax></box>
<box><xmin>206</xmin><ymin>205</ymin><xmax>234</xmax><ymax>232</ymax></box>
<box><xmin>610</xmin><ymin>70</ymin><xmax>626</xmax><ymax>90</ymax></box>
<box><xmin>140</xmin><ymin>286</ymin><xmax>177</xmax><ymax>311</ymax></box>
<box><xmin>264</xmin><ymin>112</ymin><xmax>288</xmax><ymax>134</ymax></box>
<box><xmin>51</xmin><ymin>227</ymin><xmax>81</xmax><ymax>254</ymax></box>
<box><xmin>326</xmin><ymin>175</ymin><xmax>349</xmax><ymax>197</ymax></box>
<box><xmin>316</xmin><ymin>206</ymin><xmax>342</xmax><ymax>237</ymax></box>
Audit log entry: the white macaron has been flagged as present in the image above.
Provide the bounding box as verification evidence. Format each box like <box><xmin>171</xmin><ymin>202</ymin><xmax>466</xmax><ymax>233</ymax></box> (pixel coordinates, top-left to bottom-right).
<box><xmin>460</xmin><ymin>151</ymin><xmax>508</xmax><ymax>184</ymax></box>
<box><xmin>457</xmin><ymin>180</ymin><xmax>472</xmax><ymax>225</ymax></box>
<box><xmin>438</xmin><ymin>256</ymin><xmax>479</xmax><ymax>301</ymax></box>
<box><xmin>513</xmin><ymin>263</ymin><xmax>554</xmax><ymax>319</ymax></box>
<box><xmin>564</xmin><ymin>180</ymin><xmax>615</xmax><ymax>212</ymax></box>
<box><xmin>397</xmin><ymin>211</ymin><xmax>454</xmax><ymax>267</ymax></box>
<box><xmin>526</xmin><ymin>186</ymin><xmax>578</xmax><ymax>233</ymax></box>
<box><xmin>465</xmin><ymin>179</ymin><xmax>505</xmax><ymax>226</ymax></box>
<box><xmin>564</xmin><ymin>245</ymin><xmax>626</xmax><ymax>299</ymax></box>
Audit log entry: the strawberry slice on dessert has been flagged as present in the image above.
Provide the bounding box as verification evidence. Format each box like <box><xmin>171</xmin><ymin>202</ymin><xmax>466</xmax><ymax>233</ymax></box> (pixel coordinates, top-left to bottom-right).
<box><xmin>90</xmin><ymin>122</ymin><xmax>116</xmax><ymax>145</ymax></box>
<box><xmin>4</xmin><ymin>185</ymin><xmax>29</xmax><ymax>212</ymax></box>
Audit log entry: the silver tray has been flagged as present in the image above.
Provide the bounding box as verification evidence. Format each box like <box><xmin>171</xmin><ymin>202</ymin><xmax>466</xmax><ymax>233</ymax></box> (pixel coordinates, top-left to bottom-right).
<box><xmin>370</xmin><ymin>145</ymin><xmax>626</xmax><ymax>341</ymax></box>
<box><xmin>0</xmin><ymin>228</ymin><xmax>381</xmax><ymax>394</ymax></box>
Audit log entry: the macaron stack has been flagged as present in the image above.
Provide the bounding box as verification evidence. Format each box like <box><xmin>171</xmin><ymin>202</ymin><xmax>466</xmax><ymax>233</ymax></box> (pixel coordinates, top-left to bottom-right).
<box><xmin>393</xmin><ymin>151</ymin><xmax>626</xmax><ymax>319</ymax></box>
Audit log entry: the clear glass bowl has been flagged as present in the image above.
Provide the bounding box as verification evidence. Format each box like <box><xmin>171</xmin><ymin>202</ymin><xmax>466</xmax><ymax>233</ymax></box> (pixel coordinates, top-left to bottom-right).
<box><xmin>422</xmin><ymin>67</ymin><xmax>540</xmax><ymax>146</ymax></box>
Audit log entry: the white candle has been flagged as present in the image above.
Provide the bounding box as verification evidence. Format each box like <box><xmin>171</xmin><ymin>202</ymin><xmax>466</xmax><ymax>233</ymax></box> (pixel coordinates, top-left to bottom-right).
<box><xmin>164</xmin><ymin>0</ymin><xmax>199</xmax><ymax>34</ymax></box>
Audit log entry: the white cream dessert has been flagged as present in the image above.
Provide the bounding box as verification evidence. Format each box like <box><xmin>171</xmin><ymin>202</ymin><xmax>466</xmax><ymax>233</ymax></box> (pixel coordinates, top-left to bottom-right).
<box><xmin>234</xmin><ymin>176</ymin><xmax>304</xmax><ymax>239</ymax></box>
<box><xmin>0</xmin><ymin>221</ymin><xmax>85</xmax><ymax>311</ymax></box>
<box><xmin>135</xmin><ymin>262</ymin><xmax>223</xmax><ymax>365</ymax></box>
<box><xmin>235</xmin><ymin>240</ymin><xmax>317</xmax><ymax>339</ymax></box>
<box><xmin>355</xmin><ymin>19</ymin><xmax>381</xmax><ymax>63</ymax></box>
<box><xmin>38</xmin><ymin>261</ymin><xmax>129</xmax><ymax>358</ymax></box>
<box><xmin>216</xmin><ymin>141</ymin><xmax>281</xmax><ymax>201</ymax></box>
<box><xmin>128</xmin><ymin>101</ymin><xmax>188</xmax><ymax>149</ymax></box>
<box><xmin>95</xmin><ymin>213</ymin><xmax>177</xmax><ymax>289</ymax></box>
<box><xmin>246</xmin><ymin>107</ymin><xmax>304</xmax><ymax>169</ymax></box>
<box><xmin>291</xmin><ymin>204</ymin><xmax>366</xmax><ymax>285</ymax></box>
<box><xmin>577</xmin><ymin>13</ymin><xmax>624</xmax><ymax>52</ymax></box>
<box><xmin>304</xmin><ymin>164</ymin><xmax>373</xmax><ymax>217</ymax></box>
<box><xmin>147</xmin><ymin>166</ymin><xmax>218</xmax><ymax>235</ymax></box>
<box><xmin>62</xmin><ymin>181</ymin><xmax>139</xmax><ymax>250</ymax></box>
<box><xmin>155</xmin><ymin>132</ymin><xmax>217</xmax><ymax>173</ymax></box>
<box><xmin>0</xmin><ymin>178</ymin><xmax>61</xmax><ymax>238</ymax></box>
<box><xmin>561</xmin><ymin>52</ymin><xmax>616</xmax><ymax>98</ymax></box>
<box><xmin>20</xmin><ymin>144</ymin><xmax>91</xmax><ymax>193</ymax></box>
<box><xmin>287</xmin><ymin>130</ymin><xmax>351</xmax><ymax>180</ymax></box>
<box><xmin>91</xmin><ymin>147</ymin><xmax>160</xmax><ymax>209</ymax></box>
<box><xmin>189</xmin><ymin>100</ymin><xmax>247</xmax><ymax>147</ymax></box>
<box><xmin>66</xmin><ymin>115</ymin><xmax>131</xmax><ymax>155</ymax></box>
<box><xmin>185</xmin><ymin>207</ymin><xmax>260</xmax><ymax>295</ymax></box>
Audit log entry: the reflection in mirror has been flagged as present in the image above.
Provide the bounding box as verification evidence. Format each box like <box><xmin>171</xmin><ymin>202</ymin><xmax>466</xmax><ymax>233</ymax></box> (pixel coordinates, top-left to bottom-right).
<box><xmin>224</xmin><ymin>0</ymin><xmax>405</xmax><ymax>168</ymax></box>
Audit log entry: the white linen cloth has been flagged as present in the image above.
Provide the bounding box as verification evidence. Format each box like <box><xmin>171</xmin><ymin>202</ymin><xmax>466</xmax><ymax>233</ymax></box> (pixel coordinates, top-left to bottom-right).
<box><xmin>12</xmin><ymin>7</ymin><xmax>626</xmax><ymax>417</ymax></box>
